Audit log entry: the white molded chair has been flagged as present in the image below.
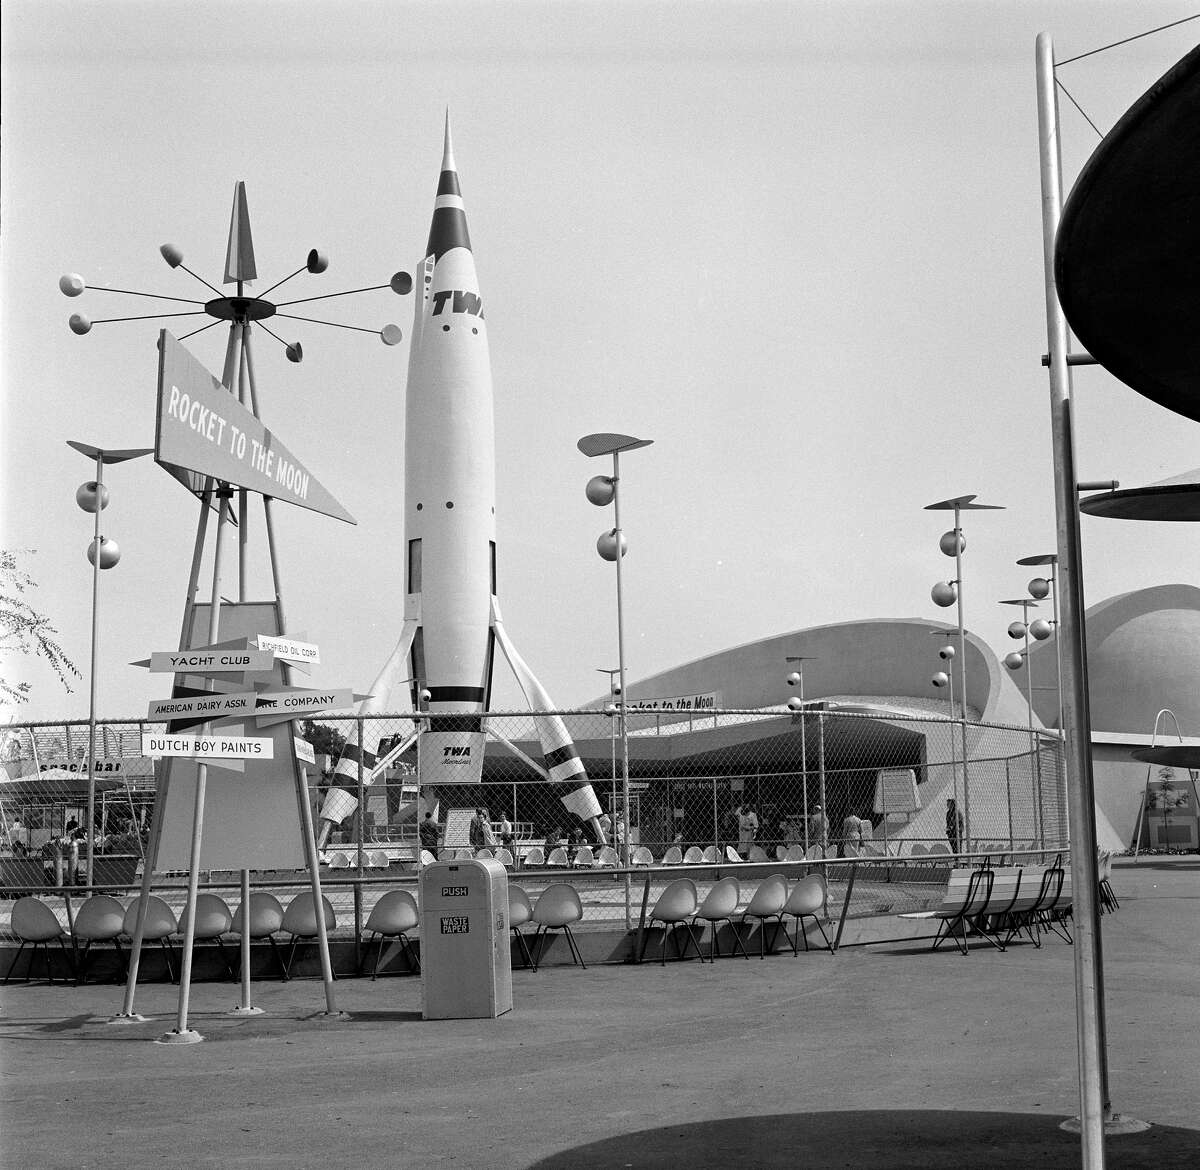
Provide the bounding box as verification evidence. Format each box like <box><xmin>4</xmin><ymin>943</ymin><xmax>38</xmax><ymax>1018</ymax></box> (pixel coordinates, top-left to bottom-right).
<box><xmin>545</xmin><ymin>846</ymin><xmax>569</xmax><ymax>868</ymax></box>
<box><xmin>232</xmin><ymin>892</ymin><xmax>287</xmax><ymax>980</ymax></box>
<box><xmin>631</xmin><ymin>846</ymin><xmax>654</xmax><ymax>867</ymax></box>
<box><xmin>362</xmin><ymin>889</ymin><xmax>419</xmax><ymax>978</ymax></box>
<box><xmin>692</xmin><ymin>876</ymin><xmax>747</xmax><ymax>960</ymax></box>
<box><xmin>747</xmin><ymin>845</ymin><xmax>768</xmax><ymax>863</ymax></box>
<box><xmin>639</xmin><ymin>878</ymin><xmax>704</xmax><ymax>964</ymax></box>
<box><xmin>523</xmin><ymin>846</ymin><xmax>546</xmax><ymax>867</ymax></box>
<box><xmin>508</xmin><ymin>885</ymin><xmax>535</xmax><ymax>969</ymax></box>
<box><xmin>775</xmin><ymin>845</ymin><xmax>789</xmax><ymax>861</ymax></box>
<box><xmin>701</xmin><ymin>846</ymin><xmax>722</xmax><ymax>864</ymax></box>
<box><xmin>737</xmin><ymin>875</ymin><xmax>789</xmax><ymax>959</ymax></box>
<box><xmin>530</xmin><ymin>883</ymin><xmax>586</xmax><ymax>970</ymax></box>
<box><xmin>369</xmin><ymin>849</ymin><xmax>391</xmax><ymax>869</ymax></box>
<box><xmin>494</xmin><ymin>847</ymin><xmax>514</xmax><ymax>867</ymax></box>
<box><xmin>328</xmin><ymin>852</ymin><xmax>351</xmax><ymax>870</ymax></box>
<box><xmin>573</xmin><ymin>846</ymin><xmax>595</xmax><ymax>868</ymax></box>
<box><xmin>683</xmin><ymin>846</ymin><xmax>704</xmax><ymax>864</ymax></box>
<box><xmin>5</xmin><ymin>897</ymin><xmax>69</xmax><ymax>985</ymax></box>
<box><xmin>781</xmin><ymin>874</ymin><xmax>833</xmax><ymax>955</ymax></box>
<box><xmin>122</xmin><ymin>894</ymin><xmax>179</xmax><ymax>982</ymax></box>
<box><xmin>595</xmin><ymin>846</ymin><xmax>619</xmax><ymax>867</ymax></box>
<box><xmin>178</xmin><ymin>892</ymin><xmax>235</xmax><ymax>980</ymax></box>
<box><xmin>280</xmin><ymin>892</ymin><xmax>336</xmax><ymax>980</ymax></box>
<box><xmin>725</xmin><ymin>845</ymin><xmax>742</xmax><ymax>863</ymax></box>
<box><xmin>661</xmin><ymin>846</ymin><xmax>683</xmax><ymax>866</ymax></box>
<box><xmin>72</xmin><ymin>894</ymin><xmax>127</xmax><ymax>985</ymax></box>
<box><xmin>476</xmin><ymin>848</ymin><xmax>494</xmax><ymax>860</ymax></box>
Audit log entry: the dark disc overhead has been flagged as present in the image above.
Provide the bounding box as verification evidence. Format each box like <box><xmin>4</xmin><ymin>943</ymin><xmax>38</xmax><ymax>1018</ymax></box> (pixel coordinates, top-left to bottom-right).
<box><xmin>1055</xmin><ymin>44</ymin><xmax>1200</xmax><ymax>422</ymax></box>
<box><xmin>1080</xmin><ymin>472</ymin><xmax>1200</xmax><ymax>522</ymax></box>
<box><xmin>1131</xmin><ymin>744</ymin><xmax>1200</xmax><ymax>769</ymax></box>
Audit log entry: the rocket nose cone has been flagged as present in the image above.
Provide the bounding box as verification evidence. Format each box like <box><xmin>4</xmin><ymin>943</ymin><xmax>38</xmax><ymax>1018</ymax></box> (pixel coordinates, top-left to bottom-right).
<box><xmin>442</xmin><ymin>110</ymin><xmax>456</xmax><ymax>174</ymax></box>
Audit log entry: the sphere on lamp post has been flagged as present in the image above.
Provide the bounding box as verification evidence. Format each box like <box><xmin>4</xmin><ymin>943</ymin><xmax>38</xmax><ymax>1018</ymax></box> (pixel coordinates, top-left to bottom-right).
<box><xmin>939</xmin><ymin>530</ymin><xmax>965</xmax><ymax>557</ymax></box>
<box><xmin>586</xmin><ymin>475</ymin><xmax>616</xmax><ymax>506</ymax></box>
<box><xmin>1030</xmin><ymin>618</ymin><xmax>1053</xmax><ymax>641</ymax></box>
<box><xmin>787</xmin><ymin>695</ymin><xmax>804</xmax><ymax>711</ymax></box>
<box><xmin>932</xmin><ymin>671</ymin><xmax>950</xmax><ymax>688</ymax></box>
<box><xmin>597</xmin><ymin>529</ymin><xmax>627</xmax><ymax>561</ymax></box>
<box><xmin>76</xmin><ymin>481</ymin><xmax>110</xmax><ymax>513</ymax></box>
<box><xmin>931</xmin><ymin>581</ymin><xmax>958</xmax><ymax>607</ymax></box>
<box><xmin>1004</xmin><ymin>651</ymin><xmax>1024</xmax><ymax>671</ymax></box>
<box><xmin>1007</xmin><ymin>621</ymin><xmax>1027</xmax><ymax>640</ymax></box>
<box><xmin>87</xmin><ymin>537</ymin><xmax>121</xmax><ymax>569</ymax></box>
<box><xmin>938</xmin><ymin>644</ymin><xmax>955</xmax><ymax>661</ymax></box>
<box><xmin>786</xmin><ymin>671</ymin><xmax>801</xmax><ymax>686</ymax></box>
<box><xmin>1028</xmin><ymin>576</ymin><xmax>1051</xmax><ymax>600</ymax></box>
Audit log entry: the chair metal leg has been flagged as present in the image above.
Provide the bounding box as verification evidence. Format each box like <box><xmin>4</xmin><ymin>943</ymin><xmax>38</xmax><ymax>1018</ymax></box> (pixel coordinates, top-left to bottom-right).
<box><xmin>160</xmin><ymin>939</ymin><xmax>177</xmax><ymax>983</ymax></box>
<box><xmin>562</xmin><ymin>924</ymin><xmax>586</xmax><ymax>969</ymax></box>
<box><xmin>3</xmin><ymin>941</ymin><xmax>28</xmax><ymax>984</ymax></box>
<box><xmin>269</xmin><ymin>935</ymin><xmax>288</xmax><ymax>980</ymax></box>
<box><xmin>75</xmin><ymin>940</ymin><xmax>92</xmax><ymax>986</ymax></box>
<box><xmin>512</xmin><ymin>928</ymin><xmax>534</xmax><ymax>970</ymax></box>
<box><xmin>214</xmin><ymin>937</ymin><xmax>236</xmax><ymax>980</ymax></box>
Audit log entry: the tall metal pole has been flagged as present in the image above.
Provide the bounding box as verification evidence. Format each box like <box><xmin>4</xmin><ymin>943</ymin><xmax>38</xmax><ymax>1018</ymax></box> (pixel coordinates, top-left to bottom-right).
<box><xmin>1036</xmin><ymin>30</ymin><xmax>1120</xmax><ymax>1155</ymax></box>
<box><xmin>85</xmin><ymin>452</ymin><xmax>103</xmax><ymax>890</ymax></box>
<box><xmin>611</xmin><ymin>449</ymin><xmax>632</xmax><ymax>870</ymax></box>
<box><xmin>952</xmin><ymin>503</ymin><xmax>972</xmax><ymax>851</ymax></box>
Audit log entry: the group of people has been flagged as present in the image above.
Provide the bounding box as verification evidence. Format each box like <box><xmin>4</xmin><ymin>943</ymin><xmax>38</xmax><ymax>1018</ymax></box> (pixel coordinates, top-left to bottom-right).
<box><xmin>419</xmin><ymin>807</ymin><xmax>518</xmax><ymax>861</ymax></box>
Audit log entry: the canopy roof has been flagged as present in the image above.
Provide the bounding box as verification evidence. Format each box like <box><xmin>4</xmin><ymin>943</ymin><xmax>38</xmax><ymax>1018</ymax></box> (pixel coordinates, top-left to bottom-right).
<box><xmin>1055</xmin><ymin>45</ymin><xmax>1200</xmax><ymax>421</ymax></box>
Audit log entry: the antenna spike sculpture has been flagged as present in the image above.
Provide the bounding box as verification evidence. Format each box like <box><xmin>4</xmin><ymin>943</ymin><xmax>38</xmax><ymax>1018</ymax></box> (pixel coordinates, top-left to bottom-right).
<box><xmin>61</xmin><ymin>181</ymin><xmax>406</xmax><ymax>354</ymax></box>
<box><xmin>316</xmin><ymin>121</ymin><xmax>607</xmax><ymax>848</ymax></box>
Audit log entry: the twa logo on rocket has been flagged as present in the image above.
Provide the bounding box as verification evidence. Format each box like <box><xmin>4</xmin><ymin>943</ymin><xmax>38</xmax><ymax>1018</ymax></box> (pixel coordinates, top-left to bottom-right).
<box><xmin>317</xmin><ymin>117</ymin><xmax>605</xmax><ymax>848</ymax></box>
<box><xmin>430</xmin><ymin>290</ymin><xmax>483</xmax><ymax>318</ymax></box>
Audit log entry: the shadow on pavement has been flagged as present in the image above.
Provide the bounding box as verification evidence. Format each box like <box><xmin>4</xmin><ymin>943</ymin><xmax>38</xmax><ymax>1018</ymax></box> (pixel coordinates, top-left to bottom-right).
<box><xmin>526</xmin><ymin>1109</ymin><xmax>1200</xmax><ymax>1169</ymax></box>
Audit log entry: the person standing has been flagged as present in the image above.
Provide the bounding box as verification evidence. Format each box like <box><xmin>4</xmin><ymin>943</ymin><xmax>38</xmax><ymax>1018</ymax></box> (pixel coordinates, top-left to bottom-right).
<box><xmin>419</xmin><ymin>810</ymin><xmax>440</xmax><ymax>858</ymax></box>
<box><xmin>808</xmin><ymin>804</ymin><xmax>828</xmax><ymax>851</ymax></box>
<box><xmin>737</xmin><ymin>803</ymin><xmax>759</xmax><ymax>858</ymax></box>
<box><xmin>840</xmin><ymin>810</ymin><xmax>862</xmax><ymax>857</ymax></box>
<box><xmin>945</xmin><ymin>797</ymin><xmax>964</xmax><ymax>854</ymax></box>
<box><xmin>469</xmin><ymin>808</ymin><xmax>487</xmax><ymax>854</ymax></box>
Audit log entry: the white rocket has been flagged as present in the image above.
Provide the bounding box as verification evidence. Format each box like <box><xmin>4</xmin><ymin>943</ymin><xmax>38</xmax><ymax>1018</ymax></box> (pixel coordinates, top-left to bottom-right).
<box><xmin>317</xmin><ymin>120</ymin><xmax>604</xmax><ymax>845</ymax></box>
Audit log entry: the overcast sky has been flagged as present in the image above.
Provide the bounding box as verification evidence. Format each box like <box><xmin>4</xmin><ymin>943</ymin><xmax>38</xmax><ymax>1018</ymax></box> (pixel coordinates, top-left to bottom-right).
<box><xmin>3</xmin><ymin>0</ymin><xmax>1198</xmax><ymax>724</ymax></box>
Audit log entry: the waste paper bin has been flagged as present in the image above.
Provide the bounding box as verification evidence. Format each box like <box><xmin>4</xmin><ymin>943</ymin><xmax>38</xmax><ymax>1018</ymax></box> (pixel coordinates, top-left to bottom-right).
<box><xmin>418</xmin><ymin>857</ymin><xmax>512</xmax><ymax>1019</ymax></box>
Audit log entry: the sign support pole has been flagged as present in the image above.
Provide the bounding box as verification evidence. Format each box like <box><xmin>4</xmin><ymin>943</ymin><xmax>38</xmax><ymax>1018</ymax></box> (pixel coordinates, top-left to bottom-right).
<box><xmin>160</xmin><ymin>487</ymin><xmax>230</xmax><ymax>1043</ymax></box>
<box><xmin>247</xmin><ymin>321</ymin><xmax>342</xmax><ymax>1017</ymax></box>
<box><xmin>115</xmin><ymin>475</ymin><xmax>217</xmax><ymax>1022</ymax></box>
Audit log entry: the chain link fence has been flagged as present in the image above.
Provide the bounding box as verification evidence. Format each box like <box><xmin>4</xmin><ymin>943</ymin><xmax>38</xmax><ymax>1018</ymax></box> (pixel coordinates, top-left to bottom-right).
<box><xmin>2</xmin><ymin>709</ymin><xmax>1065</xmax><ymax>880</ymax></box>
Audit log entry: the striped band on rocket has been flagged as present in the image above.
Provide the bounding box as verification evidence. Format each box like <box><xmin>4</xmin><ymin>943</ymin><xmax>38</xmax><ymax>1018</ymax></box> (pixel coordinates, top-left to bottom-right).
<box><xmin>316</xmin><ymin>117</ymin><xmax>603</xmax><ymax>846</ymax></box>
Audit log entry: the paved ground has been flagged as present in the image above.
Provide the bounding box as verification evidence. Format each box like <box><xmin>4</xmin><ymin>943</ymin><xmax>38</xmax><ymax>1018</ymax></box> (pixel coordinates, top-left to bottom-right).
<box><xmin>1</xmin><ymin>857</ymin><xmax>1197</xmax><ymax>1169</ymax></box>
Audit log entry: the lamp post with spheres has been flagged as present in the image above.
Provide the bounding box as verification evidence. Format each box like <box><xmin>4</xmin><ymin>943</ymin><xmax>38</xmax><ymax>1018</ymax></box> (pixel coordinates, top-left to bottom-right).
<box><xmin>69</xmin><ymin>441</ymin><xmax>152</xmax><ymax>889</ymax></box>
<box><xmin>579</xmin><ymin>432</ymin><xmax>653</xmax><ymax>866</ymax></box>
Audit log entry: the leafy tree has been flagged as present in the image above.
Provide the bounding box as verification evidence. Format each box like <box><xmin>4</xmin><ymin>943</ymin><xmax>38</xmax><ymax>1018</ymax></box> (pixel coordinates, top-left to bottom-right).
<box><xmin>1</xmin><ymin>549</ymin><xmax>79</xmax><ymax>706</ymax></box>
<box><xmin>301</xmin><ymin>720</ymin><xmax>346</xmax><ymax>758</ymax></box>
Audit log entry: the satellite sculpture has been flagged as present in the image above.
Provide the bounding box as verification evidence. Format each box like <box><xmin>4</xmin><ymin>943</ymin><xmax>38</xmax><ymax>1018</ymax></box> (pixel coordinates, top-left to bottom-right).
<box><xmin>317</xmin><ymin>120</ymin><xmax>606</xmax><ymax>845</ymax></box>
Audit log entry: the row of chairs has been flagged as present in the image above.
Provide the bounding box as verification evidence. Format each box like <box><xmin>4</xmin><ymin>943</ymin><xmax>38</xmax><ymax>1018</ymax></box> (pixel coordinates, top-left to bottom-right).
<box><xmin>326</xmin><ymin>850</ymin><xmax>392</xmax><ymax>869</ymax></box>
<box><xmin>640</xmin><ymin>874</ymin><xmax>833</xmax><ymax>964</ymax></box>
<box><xmin>4</xmin><ymin>891</ymin><xmax>367</xmax><ymax>986</ymax></box>
<box><xmin>898</xmin><ymin>861</ymin><xmax>1073</xmax><ymax>955</ymax></box>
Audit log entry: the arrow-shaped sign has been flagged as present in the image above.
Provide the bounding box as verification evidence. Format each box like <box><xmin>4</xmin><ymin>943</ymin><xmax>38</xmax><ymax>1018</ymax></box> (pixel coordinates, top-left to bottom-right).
<box><xmin>256</xmin><ymin>635</ymin><xmax>320</xmax><ymax>665</ymax></box>
<box><xmin>253</xmin><ymin>687</ymin><xmax>365</xmax><ymax>726</ymax></box>
<box><xmin>143</xmin><ymin>648</ymin><xmax>276</xmax><ymax>676</ymax></box>
<box><xmin>148</xmin><ymin>691</ymin><xmax>258</xmax><ymax>727</ymax></box>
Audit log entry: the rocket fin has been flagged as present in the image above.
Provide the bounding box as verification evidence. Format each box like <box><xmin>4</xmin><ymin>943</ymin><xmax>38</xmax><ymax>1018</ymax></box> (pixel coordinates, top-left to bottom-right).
<box><xmin>491</xmin><ymin>597</ymin><xmax>602</xmax><ymax>825</ymax></box>
<box><xmin>321</xmin><ymin>611</ymin><xmax>420</xmax><ymax>828</ymax></box>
